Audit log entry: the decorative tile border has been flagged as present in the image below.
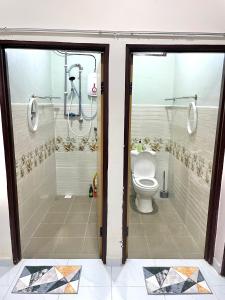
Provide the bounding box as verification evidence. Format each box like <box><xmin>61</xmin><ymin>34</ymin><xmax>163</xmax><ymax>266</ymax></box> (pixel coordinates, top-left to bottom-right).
<box><xmin>55</xmin><ymin>136</ymin><xmax>98</xmax><ymax>152</ymax></box>
<box><xmin>16</xmin><ymin>138</ymin><xmax>56</xmax><ymax>180</ymax></box>
<box><xmin>131</xmin><ymin>137</ymin><xmax>164</xmax><ymax>152</ymax></box>
<box><xmin>16</xmin><ymin>135</ymin><xmax>98</xmax><ymax>180</ymax></box>
<box><xmin>131</xmin><ymin>137</ymin><xmax>213</xmax><ymax>185</ymax></box>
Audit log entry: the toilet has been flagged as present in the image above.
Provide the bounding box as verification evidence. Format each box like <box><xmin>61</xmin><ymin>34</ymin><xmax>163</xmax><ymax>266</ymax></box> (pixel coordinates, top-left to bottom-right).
<box><xmin>131</xmin><ymin>150</ymin><xmax>159</xmax><ymax>213</ymax></box>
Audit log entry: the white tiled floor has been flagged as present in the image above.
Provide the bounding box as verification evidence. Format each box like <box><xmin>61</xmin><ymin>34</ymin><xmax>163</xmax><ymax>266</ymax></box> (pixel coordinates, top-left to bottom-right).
<box><xmin>0</xmin><ymin>259</ymin><xmax>225</xmax><ymax>300</ymax></box>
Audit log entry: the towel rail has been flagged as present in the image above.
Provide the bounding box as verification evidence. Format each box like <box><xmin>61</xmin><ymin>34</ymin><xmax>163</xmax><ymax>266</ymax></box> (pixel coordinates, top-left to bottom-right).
<box><xmin>164</xmin><ymin>94</ymin><xmax>197</xmax><ymax>102</ymax></box>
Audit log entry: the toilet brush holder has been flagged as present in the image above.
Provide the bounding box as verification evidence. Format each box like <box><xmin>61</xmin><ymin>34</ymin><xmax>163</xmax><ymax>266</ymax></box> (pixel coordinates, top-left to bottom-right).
<box><xmin>160</xmin><ymin>170</ymin><xmax>169</xmax><ymax>198</ymax></box>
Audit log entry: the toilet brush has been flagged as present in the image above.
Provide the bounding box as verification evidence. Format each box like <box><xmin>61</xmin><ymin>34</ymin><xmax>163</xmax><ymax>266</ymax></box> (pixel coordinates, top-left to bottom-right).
<box><xmin>160</xmin><ymin>170</ymin><xmax>169</xmax><ymax>198</ymax></box>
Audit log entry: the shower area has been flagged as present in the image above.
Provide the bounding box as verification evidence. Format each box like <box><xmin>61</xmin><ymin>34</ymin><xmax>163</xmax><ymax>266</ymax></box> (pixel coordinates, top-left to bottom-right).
<box><xmin>127</xmin><ymin>51</ymin><xmax>225</xmax><ymax>259</ymax></box>
<box><xmin>6</xmin><ymin>48</ymin><xmax>104</xmax><ymax>259</ymax></box>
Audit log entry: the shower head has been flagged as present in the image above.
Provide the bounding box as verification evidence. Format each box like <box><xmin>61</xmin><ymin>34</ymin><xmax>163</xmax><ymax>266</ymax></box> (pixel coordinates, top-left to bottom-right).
<box><xmin>69</xmin><ymin>76</ymin><xmax>75</xmax><ymax>81</ymax></box>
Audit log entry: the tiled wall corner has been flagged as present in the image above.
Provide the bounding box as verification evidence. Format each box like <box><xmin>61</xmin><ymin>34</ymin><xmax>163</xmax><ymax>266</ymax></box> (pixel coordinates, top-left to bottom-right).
<box><xmin>12</xmin><ymin>103</ymin><xmax>57</xmax><ymax>251</ymax></box>
<box><xmin>131</xmin><ymin>105</ymin><xmax>218</xmax><ymax>254</ymax></box>
<box><xmin>54</xmin><ymin>104</ymin><xmax>98</xmax><ymax>196</ymax></box>
<box><xmin>168</xmin><ymin>106</ymin><xmax>218</xmax><ymax>252</ymax></box>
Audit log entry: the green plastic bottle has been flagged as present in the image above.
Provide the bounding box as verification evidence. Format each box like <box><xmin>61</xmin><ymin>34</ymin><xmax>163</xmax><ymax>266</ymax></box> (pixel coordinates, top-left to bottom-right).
<box><xmin>89</xmin><ymin>184</ymin><xmax>93</xmax><ymax>198</ymax></box>
<box><xmin>136</xmin><ymin>140</ymin><xmax>143</xmax><ymax>152</ymax></box>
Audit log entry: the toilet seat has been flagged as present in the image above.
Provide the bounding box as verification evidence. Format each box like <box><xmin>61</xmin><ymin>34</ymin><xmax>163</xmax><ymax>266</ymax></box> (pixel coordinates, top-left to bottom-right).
<box><xmin>133</xmin><ymin>176</ymin><xmax>159</xmax><ymax>190</ymax></box>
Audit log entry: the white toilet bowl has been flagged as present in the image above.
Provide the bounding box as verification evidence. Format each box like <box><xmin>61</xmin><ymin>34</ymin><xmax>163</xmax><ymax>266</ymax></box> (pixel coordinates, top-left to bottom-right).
<box><xmin>131</xmin><ymin>150</ymin><xmax>159</xmax><ymax>213</ymax></box>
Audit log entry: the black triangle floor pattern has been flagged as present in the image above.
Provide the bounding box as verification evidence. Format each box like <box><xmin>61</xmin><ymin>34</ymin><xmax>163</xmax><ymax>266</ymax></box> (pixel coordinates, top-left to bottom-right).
<box><xmin>143</xmin><ymin>266</ymin><xmax>212</xmax><ymax>295</ymax></box>
<box><xmin>12</xmin><ymin>265</ymin><xmax>82</xmax><ymax>294</ymax></box>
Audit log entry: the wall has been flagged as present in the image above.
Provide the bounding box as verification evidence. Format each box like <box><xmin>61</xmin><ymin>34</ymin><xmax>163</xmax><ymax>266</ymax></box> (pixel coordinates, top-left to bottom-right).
<box><xmin>0</xmin><ymin>0</ymin><xmax>225</xmax><ymax>263</ymax></box>
<box><xmin>50</xmin><ymin>52</ymin><xmax>101</xmax><ymax>104</ymax></box>
<box><xmin>51</xmin><ymin>52</ymin><xmax>100</xmax><ymax>196</ymax></box>
<box><xmin>168</xmin><ymin>53</ymin><xmax>224</xmax><ymax>253</ymax></box>
<box><xmin>0</xmin><ymin>0</ymin><xmax>225</xmax><ymax>32</ymax></box>
<box><xmin>174</xmin><ymin>53</ymin><xmax>224</xmax><ymax>106</ymax></box>
<box><xmin>214</xmin><ymin>155</ymin><xmax>225</xmax><ymax>271</ymax></box>
<box><xmin>6</xmin><ymin>49</ymin><xmax>57</xmax><ymax>252</ymax></box>
<box><xmin>168</xmin><ymin>107</ymin><xmax>218</xmax><ymax>253</ymax></box>
<box><xmin>54</xmin><ymin>104</ymin><xmax>98</xmax><ymax>196</ymax></box>
<box><xmin>132</xmin><ymin>54</ymin><xmax>175</xmax><ymax>105</ymax></box>
<box><xmin>0</xmin><ymin>110</ymin><xmax>12</xmax><ymax>259</ymax></box>
<box><xmin>6</xmin><ymin>49</ymin><xmax>51</xmax><ymax>103</ymax></box>
<box><xmin>12</xmin><ymin>103</ymin><xmax>56</xmax><ymax>252</ymax></box>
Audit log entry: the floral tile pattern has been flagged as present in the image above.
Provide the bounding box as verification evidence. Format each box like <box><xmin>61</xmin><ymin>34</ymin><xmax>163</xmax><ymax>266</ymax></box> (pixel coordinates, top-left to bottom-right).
<box><xmin>55</xmin><ymin>136</ymin><xmax>98</xmax><ymax>153</ymax></box>
<box><xmin>16</xmin><ymin>138</ymin><xmax>56</xmax><ymax>180</ymax></box>
<box><xmin>16</xmin><ymin>135</ymin><xmax>98</xmax><ymax>180</ymax></box>
<box><xmin>13</xmin><ymin>265</ymin><xmax>82</xmax><ymax>294</ymax></box>
<box><xmin>131</xmin><ymin>137</ymin><xmax>213</xmax><ymax>185</ymax></box>
<box><xmin>143</xmin><ymin>266</ymin><xmax>211</xmax><ymax>295</ymax></box>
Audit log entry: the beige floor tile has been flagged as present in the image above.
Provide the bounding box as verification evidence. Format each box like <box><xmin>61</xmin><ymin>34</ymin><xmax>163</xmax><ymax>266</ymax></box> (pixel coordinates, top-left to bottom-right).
<box><xmin>23</xmin><ymin>252</ymin><xmax>52</xmax><ymax>259</ymax></box>
<box><xmin>156</xmin><ymin>199</ymin><xmax>177</xmax><ymax>213</ymax></box>
<box><xmin>89</xmin><ymin>213</ymin><xmax>97</xmax><ymax>223</ymax></box>
<box><xmin>42</xmin><ymin>213</ymin><xmax>66</xmax><ymax>224</ymax></box>
<box><xmin>128</xmin><ymin>211</ymin><xmax>141</xmax><ymax>224</ymax></box>
<box><xmin>86</xmin><ymin>223</ymin><xmax>98</xmax><ymax>237</ymax></box>
<box><xmin>91</xmin><ymin>200</ymin><xmax>97</xmax><ymax>213</ymax></box>
<box><xmin>128</xmin><ymin>199</ymin><xmax>204</xmax><ymax>259</ymax></box>
<box><xmin>65</xmin><ymin>213</ymin><xmax>89</xmax><ymax>224</ymax></box>
<box><xmin>23</xmin><ymin>237</ymin><xmax>58</xmax><ymax>257</ymax></box>
<box><xmin>57</xmin><ymin>223</ymin><xmax>86</xmax><ymax>237</ymax></box>
<box><xmin>82</xmin><ymin>238</ymin><xmax>99</xmax><ymax>255</ymax></box>
<box><xmin>175</xmin><ymin>236</ymin><xmax>201</xmax><ymax>253</ymax></box>
<box><xmin>72</xmin><ymin>196</ymin><xmax>92</xmax><ymax>204</ymax></box>
<box><xmin>55</xmin><ymin>195</ymin><xmax>68</xmax><ymax>201</ymax></box>
<box><xmin>50</xmin><ymin>252</ymin><xmax>95</xmax><ymax>259</ymax></box>
<box><xmin>163</xmin><ymin>212</ymin><xmax>184</xmax><ymax>224</ymax></box>
<box><xmin>146</xmin><ymin>232</ymin><xmax>177</xmax><ymax>247</ymax></box>
<box><xmin>49</xmin><ymin>200</ymin><xmax>71</xmax><ymax>212</ymax></box>
<box><xmin>33</xmin><ymin>223</ymin><xmax>62</xmax><ymax>237</ymax></box>
<box><xmin>147</xmin><ymin>230</ymin><xmax>171</xmax><ymax>240</ymax></box>
<box><xmin>179</xmin><ymin>252</ymin><xmax>203</xmax><ymax>259</ymax></box>
<box><xmin>54</xmin><ymin>237</ymin><xmax>83</xmax><ymax>253</ymax></box>
<box><xmin>142</xmin><ymin>222</ymin><xmax>170</xmax><ymax>235</ymax></box>
<box><xmin>128</xmin><ymin>236</ymin><xmax>150</xmax><ymax>258</ymax></box>
<box><xmin>140</xmin><ymin>212</ymin><xmax>163</xmax><ymax>224</ymax></box>
<box><xmin>129</xmin><ymin>224</ymin><xmax>145</xmax><ymax>236</ymax></box>
<box><xmin>149</xmin><ymin>249</ymin><xmax>181</xmax><ymax>259</ymax></box>
<box><xmin>167</xmin><ymin>222</ymin><xmax>191</xmax><ymax>236</ymax></box>
<box><xmin>71</xmin><ymin>253</ymin><xmax>100</xmax><ymax>258</ymax></box>
<box><xmin>72</xmin><ymin>198</ymin><xmax>92</xmax><ymax>206</ymax></box>
<box><xmin>70</xmin><ymin>203</ymin><xmax>91</xmax><ymax>212</ymax></box>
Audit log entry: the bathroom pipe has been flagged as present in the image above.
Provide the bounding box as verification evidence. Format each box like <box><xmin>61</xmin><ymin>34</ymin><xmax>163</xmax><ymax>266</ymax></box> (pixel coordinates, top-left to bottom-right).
<box><xmin>64</xmin><ymin>51</ymin><xmax>68</xmax><ymax>116</ymax></box>
<box><xmin>67</xmin><ymin>63</ymin><xmax>83</xmax><ymax>118</ymax></box>
<box><xmin>63</xmin><ymin>53</ymin><xmax>97</xmax><ymax>139</ymax></box>
<box><xmin>67</xmin><ymin>93</ymin><xmax>94</xmax><ymax>139</ymax></box>
<box><xmin>1</xmin><ymin>27</ymin><xmax>225</xmax><ymax>39</ymax></box>
<box><xmin>56</xmin><ymin>50</ymin><xmax>96</xmax><ymax>72</ymax></box>
<box><xmin>81</xmin><ymin>101</ymin><xmax>97</xmax><ymax>121</ymax></box>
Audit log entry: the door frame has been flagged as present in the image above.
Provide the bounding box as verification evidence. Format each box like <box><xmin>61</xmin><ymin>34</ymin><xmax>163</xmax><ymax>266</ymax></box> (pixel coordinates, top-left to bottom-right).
<box><xmin>0</xmin><ymin>40</ymin><xmax>109</xmax><ymax>264</ymax></box>
<box><xmin>122</xmin><ymin>44</ymin><xmax>225</xmax><ymax>265</ymax></box>
<box><xmin>221</xmin><ymin>245</ymin><xmax>225</xmax><ymax>276</ymax></box>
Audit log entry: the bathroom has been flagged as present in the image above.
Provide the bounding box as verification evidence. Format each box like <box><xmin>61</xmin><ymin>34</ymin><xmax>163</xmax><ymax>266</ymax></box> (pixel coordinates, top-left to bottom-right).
<box><xmin>6</xmin><ymin>48</ymin><xmax>107</xmax><ymax>259</ymax></box>
<box><xmin>126</xmin><ymin>51</ymin><xmax>224</xmax><ymax>259</ymax></box>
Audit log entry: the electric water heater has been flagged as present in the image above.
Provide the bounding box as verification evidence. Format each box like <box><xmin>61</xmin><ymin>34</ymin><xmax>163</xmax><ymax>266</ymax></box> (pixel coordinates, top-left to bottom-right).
<box><xmin>87</xmin><ymin>72</ymin><xmax>97</xmax><ymax>97</ymax></box>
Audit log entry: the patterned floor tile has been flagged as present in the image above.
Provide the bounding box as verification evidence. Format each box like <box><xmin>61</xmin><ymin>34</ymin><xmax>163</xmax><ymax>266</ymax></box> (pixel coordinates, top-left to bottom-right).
<box><xmin>143</xmin><ymin>266</ymin><xmax>211</xmax><ymax>295</ymax></box>
<box><xmin>13</xmin><ymin>265</ymin><xmax>82</xmax><ymax>294</ymax></box>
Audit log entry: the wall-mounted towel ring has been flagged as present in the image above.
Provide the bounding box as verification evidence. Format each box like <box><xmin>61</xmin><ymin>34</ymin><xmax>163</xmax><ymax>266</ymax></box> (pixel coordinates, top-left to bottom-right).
<box><xmin>187</xmin><ymin>101</ymin><xmax>198</xmax><ymax>135</ymax></box>
<box><xmin>27</xmin><ymin>96</ymin><xmax>39</xmax><ymax>132</ymax></box>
